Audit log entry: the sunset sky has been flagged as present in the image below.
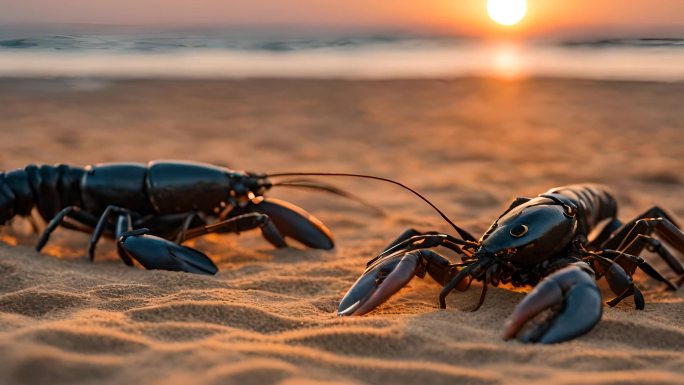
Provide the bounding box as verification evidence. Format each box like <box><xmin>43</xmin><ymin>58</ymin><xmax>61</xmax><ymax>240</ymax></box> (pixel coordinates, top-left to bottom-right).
<box><xmin>2</xmin><ymin>0</ymin><xmax>684</xmax><ymax>37</ymax></box>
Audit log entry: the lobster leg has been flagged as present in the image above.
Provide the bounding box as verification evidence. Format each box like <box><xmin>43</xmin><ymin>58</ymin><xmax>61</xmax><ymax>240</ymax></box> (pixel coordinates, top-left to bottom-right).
<box><xmin>439</xmin><ymin>258</ymin><xmax>488</xmax><ymax>309</ymax></box>
<box><xmin>36</xmin><ymin>206</ymin><xmax>99</xmax><ymax>251</ymax></box>
<box><xmin>503</xmin><ymin>262</ymin><xmax>602</xmax><ymax>344</ymax></box>
<box><xmin>117</xmin><ymin>213</ymin><xmax>290</xmax><ymax>274</ymax></box>
<box><xmin>113</xmin><ymin>211</ymin><xmax>135</xmax><ymax>266</ymax></box>
<box><xmin>604</xmin><ymin>206</ymin><xmax>681</xmax><ymax>247</ymax></box>
<box><xmin>248</xmin><ymin>197</ymin><xmax>334</xmax><ymax>250</ymax></box>
<box><xmin>382</xmin><ymin>228</ymin><xmax>423</xmax><ymax>252</ymax></box>
<box><xmin>601</xmin><ymin>259</ymin><xmax>645</xmax><ymax>309</ymax></box>
<box><xmin>39</xmin><ymin>205</ymin><xmax>138</xmax><ymax>266</ymax></box>
<box><xmin>89</xmin><ymin>205</ymin><xmax>140</xmax><ymax>261</ymax></box>
<box><xmin>586</xmin><ymin>218</ymin><xmax>622</xmax><ymax>248</ymax></box>
<box><xmin>362</xmin><ymin>229</ymin><xmax>436</xmax><ymax>269</ymax></box>
<box><xmin>602</xmin><ymin>206</ymin><xmax>684</xmax><ymax>275</ymax></box>
<box><xmin>623</xmin><ymin>222</ymin><xmax>684</xmax><ymax>276</ymax></box>
<box><xmin>380</xmin><ymin>228</ymin><xmax>450</xmax><ymax>253</ymax></box>
<box><xmin>134</xmin><ymin>212</ymin><xmax>207</xmax><ymax>242</ymax></box>
<box><xmin>599</xmin><ymin>249</ymin><xmax>677</xmax><ymax>292</ymax></box>
<box><xmin>180</xmin><ymin>213</ymin><xmax>287</xmax><ymax>248</ymax></box>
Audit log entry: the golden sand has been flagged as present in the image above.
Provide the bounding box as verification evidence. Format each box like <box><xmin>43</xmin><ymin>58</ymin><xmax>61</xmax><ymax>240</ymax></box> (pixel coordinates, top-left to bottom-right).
<box><xmin>0</xmin><ymin>78</ymin><xmax>682</xmax><ymax>385</ymax></box>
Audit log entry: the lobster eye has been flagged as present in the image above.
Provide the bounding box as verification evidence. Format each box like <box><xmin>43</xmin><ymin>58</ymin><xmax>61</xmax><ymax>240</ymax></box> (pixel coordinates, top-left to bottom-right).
<box><xmin>563</xmin><ymin>205</ymin><xmax>576</xmax><ymax>218</ymax></box>
<box><xmin>510</xmin><ymin>224</ymin><xmax>528</xmax><ymax>238</ymax></box>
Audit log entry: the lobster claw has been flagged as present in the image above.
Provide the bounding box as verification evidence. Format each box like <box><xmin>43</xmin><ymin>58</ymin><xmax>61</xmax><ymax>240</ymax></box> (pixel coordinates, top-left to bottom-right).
<box><xmin>250</xmin><ymin>197</ymin><xmax>334</xmax><ymax>250</ymax></box>
<box><xmin>338</xmin><ymin>252</ymin><xmax>419</xmax><ymax>316</ymax></box>
<box><xmin>503</xmin><ymin>263</ymin><xmax>602</xmax><ymax>344</ymax></box>
<box><xmin>117</xmin><ymin>229</ymin><xmax>218</xmax><ymax>275</ymax></box>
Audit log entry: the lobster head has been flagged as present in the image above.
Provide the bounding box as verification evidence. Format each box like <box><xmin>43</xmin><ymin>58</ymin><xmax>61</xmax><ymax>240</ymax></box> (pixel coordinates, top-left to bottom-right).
<box><xmin>477</xmin><ymin>194</ymin><xmax>578</xmax><ymax>264</ymax></box>
<box><xmin>230</xmin><ymin>172</ymin><xmax>272</xmax><ymax>205</ymax></box>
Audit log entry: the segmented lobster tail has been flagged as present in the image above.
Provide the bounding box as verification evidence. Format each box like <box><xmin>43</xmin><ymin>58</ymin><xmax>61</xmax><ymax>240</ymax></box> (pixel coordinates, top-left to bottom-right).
<box><xmin>0</xmin><ymin>164</ymin><xmax>85</xmax><ymax>225</ymax></box>
<box><xmin>546</xmin><ymin>184</ymin><xmax>617</xmax><ymax>232</ymax></box>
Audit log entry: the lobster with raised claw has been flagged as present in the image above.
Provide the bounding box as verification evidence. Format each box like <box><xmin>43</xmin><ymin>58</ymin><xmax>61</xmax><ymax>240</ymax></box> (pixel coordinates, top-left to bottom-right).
<box><xmin>0</xmin><ymin>160</ymin><xmax>383</xmax><ymax>274</ymax></box>
<box><xmin>336</xmin><ymin>184</ymin><xmax>684</xmax><ymax>343</ymax></box>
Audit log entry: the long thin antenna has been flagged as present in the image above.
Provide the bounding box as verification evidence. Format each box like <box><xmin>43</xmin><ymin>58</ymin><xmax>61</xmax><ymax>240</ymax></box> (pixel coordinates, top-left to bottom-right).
<box><xmin>272</xmin><ymin>179</ymin><xmax>385</xmax><ymax>215</ymax></box>
<box><xmin>267</xmin><ymin>172</ymin><xmax>475</xmax><ymax>241</ymax></box>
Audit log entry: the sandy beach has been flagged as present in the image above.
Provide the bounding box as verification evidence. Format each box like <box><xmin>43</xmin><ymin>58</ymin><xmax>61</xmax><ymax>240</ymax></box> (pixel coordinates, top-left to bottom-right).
<box><xmin>0</xmin><ymin>77</ymin><xmax>683</xmax><ymax>385</ymax></box>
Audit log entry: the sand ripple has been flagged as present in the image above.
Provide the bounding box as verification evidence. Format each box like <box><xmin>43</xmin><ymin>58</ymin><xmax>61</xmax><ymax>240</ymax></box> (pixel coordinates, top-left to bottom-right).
<box><xmin>0</xmin><ymin>78</ymin><xmax>683</xmax><ymax>385</ymax></box>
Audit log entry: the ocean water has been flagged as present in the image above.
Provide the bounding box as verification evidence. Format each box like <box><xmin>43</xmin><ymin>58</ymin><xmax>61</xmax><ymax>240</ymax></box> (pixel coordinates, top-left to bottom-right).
<box><xmin>1</xmin><ymin>28</ymin><xmax>683</xmax><ymax>81</ymax></box>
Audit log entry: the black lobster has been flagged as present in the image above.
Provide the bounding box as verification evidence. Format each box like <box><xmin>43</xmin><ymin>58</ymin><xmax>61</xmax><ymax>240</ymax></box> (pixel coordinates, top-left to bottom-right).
<box><xmin>337</xmin><ymin>184</ymin><xmax>684</xmax><ymax>343</ymax></box>
<box><xmin>0</xmin><ymin>161</ymin><xmax>380</xmax><ymax>274</ymax></box>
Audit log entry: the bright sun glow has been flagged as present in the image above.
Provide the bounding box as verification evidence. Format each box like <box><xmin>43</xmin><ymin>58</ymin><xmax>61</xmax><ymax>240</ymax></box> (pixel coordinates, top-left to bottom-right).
<box><xmin>487</xmin><ymin>0</ymin><xmax>527</xmax><ymax>26</ymax></box>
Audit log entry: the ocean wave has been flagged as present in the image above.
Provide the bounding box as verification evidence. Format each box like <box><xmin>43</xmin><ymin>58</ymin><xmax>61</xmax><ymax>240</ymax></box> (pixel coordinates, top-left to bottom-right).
<box><xmin>0</xmin><ymin>33</ymin><xmax>469</xmax><ymax>53</ymax></box>
<box><xmin>1</xmin><ymin>31</ymin><xmax>683</xmax><ymax>80</ymax></box>
<box><xmin>560</xmin><ymin>38</ymin><xmax>684</xmax><ymax>48</ymax></box>
<box><xmin>2</xmin><ymin>32</ymin><xmax>684</xmax><ymax>54</ymax></box>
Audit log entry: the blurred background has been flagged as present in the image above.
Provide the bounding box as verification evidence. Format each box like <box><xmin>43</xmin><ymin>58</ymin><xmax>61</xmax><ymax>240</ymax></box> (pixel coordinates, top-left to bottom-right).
<box><xmin>1</xmin><ymin>0</ymin><xmax>684</xmax><ymax>80</ymax></box>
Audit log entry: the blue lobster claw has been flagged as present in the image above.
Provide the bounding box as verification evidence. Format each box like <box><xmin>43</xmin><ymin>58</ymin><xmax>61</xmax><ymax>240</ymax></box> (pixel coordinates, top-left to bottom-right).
<box><xmin>117</xmin><ymin>229</ymin><xmax>218</xmax><ymax>275</ymax></box>
<box><xmin>338</xmin><ymin>251</ymin><xmax>420</xmax><ymax>316</ymax></box>
<box><xmin>251</xmin><ymin>197</ymin><xmax>334</xmax><ymax>250</ymax></box>
<box><xmin>503</xmin><ymin>263</ymin><xmax>602</xmax><ymax>343</ymax></box>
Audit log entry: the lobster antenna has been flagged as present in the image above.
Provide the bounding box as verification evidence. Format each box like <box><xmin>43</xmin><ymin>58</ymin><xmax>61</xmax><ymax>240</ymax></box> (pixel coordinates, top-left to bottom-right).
<box><xmin>267</xmin><ymin>172</ymin><xmax>475</xmax><ymax>241</ymax></box>
<box><xmin>272</xmin><ymin>179</ymin><xmax>385</xmax><ymax>215</ymax></box>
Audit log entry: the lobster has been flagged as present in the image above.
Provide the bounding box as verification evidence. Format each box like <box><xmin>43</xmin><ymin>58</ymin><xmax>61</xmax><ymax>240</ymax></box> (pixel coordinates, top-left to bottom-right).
<box><xmin>0</xmin><ymin>161</ymin><xmax>382</xmax><ymax>275</ymax></box>
<box><xmin>337</xmin><ymin>184</ymin><xmax>684</xmax><ymax>343</ymax></box>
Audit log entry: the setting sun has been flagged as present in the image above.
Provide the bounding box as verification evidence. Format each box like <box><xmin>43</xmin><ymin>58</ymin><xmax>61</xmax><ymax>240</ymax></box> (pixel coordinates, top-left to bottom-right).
<box><xmin>487</xmin><ymin>0</ymin><xmax>527</xmax><ymax>26</ymax></box>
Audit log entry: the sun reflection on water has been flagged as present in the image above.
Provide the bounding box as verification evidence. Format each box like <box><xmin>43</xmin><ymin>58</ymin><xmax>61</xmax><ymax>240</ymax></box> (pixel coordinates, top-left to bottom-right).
<box><xmin>491</xmin><ymin>43</ymin><xmax>524</xmax><ymax>79</ymax></box>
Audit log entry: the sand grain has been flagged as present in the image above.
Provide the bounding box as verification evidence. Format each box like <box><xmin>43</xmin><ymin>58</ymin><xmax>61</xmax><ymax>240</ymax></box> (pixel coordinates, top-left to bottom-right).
<box><xmin>0</xmin><ymin>78</ymin><xmax>682</xmax><ymax>385</ymax></box>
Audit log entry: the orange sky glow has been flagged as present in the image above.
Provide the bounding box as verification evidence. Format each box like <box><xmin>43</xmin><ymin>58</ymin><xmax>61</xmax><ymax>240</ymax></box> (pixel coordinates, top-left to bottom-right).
<box><xmin>2</xmin><ymin>0</ymin><xmax>684</xmax><ymax>36</ymax></box>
